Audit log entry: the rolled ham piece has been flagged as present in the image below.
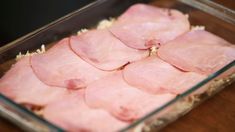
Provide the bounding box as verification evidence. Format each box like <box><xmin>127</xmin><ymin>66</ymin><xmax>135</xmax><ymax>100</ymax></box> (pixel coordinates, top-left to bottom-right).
<box><xmin>123</xmin><ymin>56</ymin><xmax>206</xmax><ymax>94</ymax></box>
<box><xmin>85</xmin><ymin>71</ymin><xmax>175</xmax><ymax>121</ymax></box>
<box><xmin>43</xmin><ymin>89</ymin><xmax>128</xmax><ymax>132</ymax></box>
<box><xmin>0</xmin><ymin>57</ymin><xmax>69</xmax><ymax>106</ymax></box>
<box><xmin>158</xmin><ymin>30</ymin><xmax>235</xmax><ymax>75</ymax></box>
<box><xmin>70</xmin><ymin>29</ymin><xmax>149</xmax><ymax>71</ymax></box>
<box><xmin>109</xmin><ymin>3</ymin><xmax>190</xmax><ymax>49</ymax></box>
<box><xmin>31</xmin><ymin>38</ymin><xmax>112</xmax><ymax>89</ymax></box>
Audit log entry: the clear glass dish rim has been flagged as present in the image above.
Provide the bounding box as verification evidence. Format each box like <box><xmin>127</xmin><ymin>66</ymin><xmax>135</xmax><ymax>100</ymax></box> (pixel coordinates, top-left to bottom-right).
<box><xmin>0</xmin><ymin>0</ymin><xmax>234</xmax><ymax>131</ymax></box>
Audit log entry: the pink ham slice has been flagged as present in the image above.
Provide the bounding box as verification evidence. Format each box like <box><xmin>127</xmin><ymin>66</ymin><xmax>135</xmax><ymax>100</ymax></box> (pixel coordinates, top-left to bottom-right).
<box><xmin>85</xmin><ymin>71</ymin><xmax>175</xmax><ymax>121</ymax></box>
<box><xmin>31</xmin><ymin>38</ymin><xmax>111</xmax><ymax>89</ymax></box>
<box><xmin>109</xmin><ymin>4</ymin><xmax>190</xmax><ymax>49</ymax></box>
<box><xmin>123</xmin><ymin>56</ymin><xmax>206</xmax><ymax>94</ymax></box>
<box><xmin>0</xmin><ymin>57</ymin><xmax>69</xmax><ymax>106</ymax></box>
<box><xmin>43</xmin><ymin>90</ymin><xmax>128</xmax><ymax>132</ymax></box>
<box><xmin>158</xmin><ymin>30</ymin><xmax>235</xmax><ymax>75</ymax></box>
<box><xmin>70</xmin><ymin>29</ymin><xmax>149</xmax><ymax>71</ymax></box>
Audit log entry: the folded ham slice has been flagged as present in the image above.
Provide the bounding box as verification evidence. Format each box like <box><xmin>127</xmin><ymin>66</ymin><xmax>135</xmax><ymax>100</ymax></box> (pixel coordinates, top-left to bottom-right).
<box><xmin>123</xmin><ymin>56</ymin><xmax>206</xmax><ymax>94</ymax></box>
<box><xmin>31</xmin><ymin>38</ymin><xmax>112</xmax><ymax>89</ymax></box>
<box><xmin>109</xmin><ymin>4</ymin><xmax>190</xmax><ymax>49</ymax></box>
<box><xmin>43</xmin><ymin>90</ymin><xmax>128</xmax><ymax>132</ymax></box>
<box><xmin>158</xmin><ymin>30</ymin><xmax>235</xmax><ymax>75</ymax></box>
<box><xmin>85</xmin><ymin>71</ymin><xmax>175</xmax><ymax>121</ymax></box>
<box><xmin>70</xmin><ymin>29</ymin><xmax>148</xmax><ymax>71</ymax></box>
<box><xmin>0</xmin><ymin>57</ymin><xmax>69</xmax><ymax>106</ymax></box>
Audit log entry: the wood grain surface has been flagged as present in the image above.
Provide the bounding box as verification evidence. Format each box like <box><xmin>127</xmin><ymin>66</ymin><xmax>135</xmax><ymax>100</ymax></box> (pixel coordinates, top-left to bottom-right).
<box><xmin>0</xmin><ymin>0</ymin><xmax>234</xmax><ymax>132</ymax></box>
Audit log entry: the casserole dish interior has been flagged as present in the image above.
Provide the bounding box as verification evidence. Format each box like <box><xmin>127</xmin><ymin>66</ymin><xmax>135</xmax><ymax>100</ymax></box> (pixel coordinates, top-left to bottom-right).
<box><xmin>0</xmin><ymin>0</ymin><xmax>234</xmax><ymax>131</ymax></box>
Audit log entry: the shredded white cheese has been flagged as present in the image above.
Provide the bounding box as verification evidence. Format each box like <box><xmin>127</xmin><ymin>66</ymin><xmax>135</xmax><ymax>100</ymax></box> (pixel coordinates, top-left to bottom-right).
<box><xmin>191</xmin><ymin>25</ymin><xmax>205</xmax><ymax>31</ymax></box>
<box><xmin>77</xmin><ymin>18</ymin><xmax>115</xmax><ymax>36</ymax></box>
<box><xmin>185</xmin><ymin>14</ymin><xmax>189</xmax><ymax>18</ymax></box>
<box><xmin>150</xmin><ymin>46</ymin><xmax>158</xmax><ymax>56</ymax></box>
<box><xmin>97</xmin><ymin>18</ymin><xmax>115</xmax><ymax>29</ymax></box>
<box><xmin>77</xmin><ymin>28</ymin><xmax>88</xmax><ymax>35</ymax></box>
<box><xmin>133</xmin><ymin>123</ymin><xmax>146</xmax><ymax>132</ymax></box>
<box><xmin>16</xmin><ymin>45</ymin><xmax>46</xmax><ymax>60</ymax></box>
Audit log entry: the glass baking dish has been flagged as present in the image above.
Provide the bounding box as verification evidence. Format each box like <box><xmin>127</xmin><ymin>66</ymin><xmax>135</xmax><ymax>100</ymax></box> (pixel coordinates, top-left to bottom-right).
<box><xmin>0</xmin><ymin>0</ymin><xmax>234</xmax><ymax>131</ymax></box>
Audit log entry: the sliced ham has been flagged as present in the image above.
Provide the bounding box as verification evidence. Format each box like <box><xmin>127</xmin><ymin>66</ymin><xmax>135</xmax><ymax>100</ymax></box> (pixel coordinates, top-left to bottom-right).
<box><xmin>158</xmin><ymin>30</ymin><xmax>235</xmax><ymax>75</ymax></box>
<box><xmin>0</xmin><ymin>57</ymin><xmax>69</xmax><ymax>106</ymax></box>
<box><xmin>31</xmin><ymin>38</ymin><xmax>112</xmax><ymax>89</ymax></box>
<box><xmin>109</xmin><ymin>4</ymin><xmax>190</xmax><ymax>49</ymax></box>
<box><xmin>123</xmin><ymin>56</ymin><xmax>206</xmax><ymax>94</ymax></box>
<box><xmin>85</xmin><ymin>71</ymin><xmax>175</xmax><ymax>121</ymax></box>
<box><xmin>70</xmin><ymin>29</ymin><xmax>149</xmax><ymax>71</ymax></box>
<box><xmin>43</xmin><ymin>90</ymin><xmax>128</xmax><ymax>132</ymax></box>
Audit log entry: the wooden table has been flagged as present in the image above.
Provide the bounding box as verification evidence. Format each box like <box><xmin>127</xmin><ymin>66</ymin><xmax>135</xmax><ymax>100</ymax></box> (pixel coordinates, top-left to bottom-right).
<box><xmin>0</xmin><ymin>0</ymin><xmax>234</xmax><ymax>132</ymax></box>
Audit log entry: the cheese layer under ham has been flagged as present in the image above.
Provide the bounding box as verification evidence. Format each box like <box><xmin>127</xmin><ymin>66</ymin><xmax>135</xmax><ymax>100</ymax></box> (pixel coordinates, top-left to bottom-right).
<box><xmin>70</xmin><ymin>29</ymin><xmax>149</xmax><ymax>71</ymax></box>
<box><xmin>43</xmin><ymin>90</ymin><xmax>128</xmax><ymax>132</ymax></box>
<box><xmin>31</xmin><ymin>38</ymin><xmax>112</xmax><ymax>89</ymax></box>
<box><xmin>109</xmin><ymin>3</ymin><xmax>190</xmax><ymax>49</ymax></box>
<box><xmin>158</xmin><ymin>30</ymin><xmax>235</xmax><ymax>75</ymax></box>
<box><xmin>0</xmin><ymin>57</ymin><xmax>69</xmax><ymax>106</ymax></box>
<box><xmin>85</xmin><ymin>71</ymin><xmax>175</xmax><ymax>121</ymax></box>
<box><xmin>123</xmin><ymin>56</ymin><xmax>206</xmax><ymax>94</ymax></box>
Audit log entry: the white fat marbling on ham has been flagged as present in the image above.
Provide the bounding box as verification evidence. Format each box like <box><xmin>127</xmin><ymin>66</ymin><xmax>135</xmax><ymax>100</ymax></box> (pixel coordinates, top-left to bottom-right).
<box><xmin>43</xmin><ymin>90</ymin><xmax>128</xmax><ymax>132</ymax></box>
<box><xmin>158</xmin><ymin>30</ymin><xmax>235</xmax><ymax>75</ymax></box>
<box><xmin>109</xmin><ymin>4</ymin><xmax>190</xmax><ymax>49</ymax></box>
<box><xmin>31</xmin><ymin>38</ymin><xmax>112</xmax><ymax>89</ymax></box>
<box><xmin>70</xmin><ymin>29</ymin><xmax>149</xmax><ymax>71</ymax></box>
<box><xmin>0</xmin><ymin>57</ymin><xmax>69</xmax><ymax>106</ymax></box>
<box><xmin>123</xmin><ymin>56</ymin><xmax>206</xmax><ymax>94</ymax></box>
<box><xmin>85</xmin><ymin>71</ymin><xmax>175</xmax><ymax>121</ymax></box>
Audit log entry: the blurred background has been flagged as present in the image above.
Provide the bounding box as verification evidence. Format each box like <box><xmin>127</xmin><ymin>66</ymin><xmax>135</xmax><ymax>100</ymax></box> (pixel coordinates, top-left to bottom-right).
<box><xmin>0</xmin><ymin>0</ymin><xmax>234</xmax><ymax>47</ymax></box>
<box><xmin>0</xmin><ymin>0</ymin><xmax>94</xmax><ymax>47</ymax></box>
